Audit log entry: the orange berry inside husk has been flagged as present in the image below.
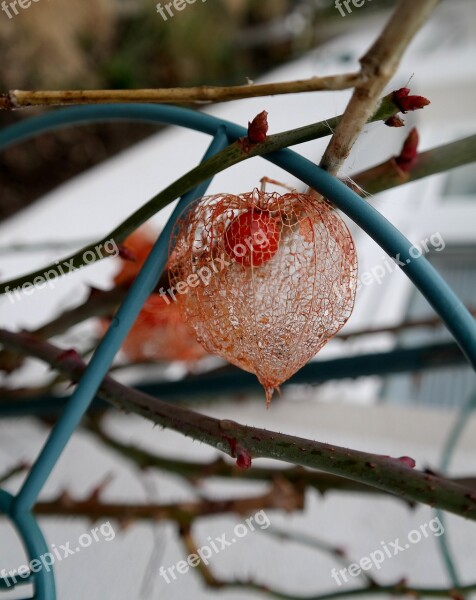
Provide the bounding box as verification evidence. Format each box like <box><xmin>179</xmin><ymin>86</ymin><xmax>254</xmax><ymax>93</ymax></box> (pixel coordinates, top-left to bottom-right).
<box><xmin>224</xmin><ymin>209</ymin><xmax>280</xmax><ymax>267</ymax></box>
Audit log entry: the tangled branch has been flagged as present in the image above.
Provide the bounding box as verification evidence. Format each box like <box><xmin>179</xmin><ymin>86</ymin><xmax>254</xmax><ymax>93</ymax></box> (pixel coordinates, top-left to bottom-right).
<box><xmin>1</xmin><ymin>327</ymin><xmax>476</xmax><ymax>521</ymax></box>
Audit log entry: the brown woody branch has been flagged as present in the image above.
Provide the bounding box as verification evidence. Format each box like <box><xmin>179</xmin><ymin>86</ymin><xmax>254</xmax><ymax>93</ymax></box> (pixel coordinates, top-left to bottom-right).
<box><xmin>0</xmin><ymin>73</ymin><xmax>363</xmax><ymax>110</ymax></box>
<box><xmin>1</xmin><ymin>327</ymin><xmax>476</xmax><ymax>521</ymax></box>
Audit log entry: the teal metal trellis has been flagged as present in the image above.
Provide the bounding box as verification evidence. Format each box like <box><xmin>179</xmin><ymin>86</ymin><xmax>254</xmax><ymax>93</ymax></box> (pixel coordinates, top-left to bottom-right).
<box><xmin>0</xmin><ymin>104</ymin><xmax>476</xmax><ymax>599</ymax></box>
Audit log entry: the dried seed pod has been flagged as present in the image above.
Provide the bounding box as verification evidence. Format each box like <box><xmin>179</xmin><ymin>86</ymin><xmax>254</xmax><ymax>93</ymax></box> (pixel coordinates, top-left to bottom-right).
<box><xmin>120</xmin><ymin>294</ymin><xmax>208</xmax><ymax>363</ymax></box>
<box><xmin>169</xmin><ymin>189</ymin><xmax>357</xmax><ymax>405</ymax></box>
<box><xmin>99</xmin><ymin>294</ymin><xmax>208</xmax><ymax>363</ymax></box>
<box><xmin>101</xmin><ymin>227</ymin><xmax>207</xmax><ymax>364</ymax></box>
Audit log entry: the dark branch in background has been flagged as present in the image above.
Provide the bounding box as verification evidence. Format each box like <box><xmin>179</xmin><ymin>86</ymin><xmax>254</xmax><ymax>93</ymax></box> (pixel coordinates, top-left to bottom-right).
<box><xmin>0</xmin><ymin>341</ymin><xmax>466</xmax><ymax>413</ymax></box>
<box><xmin>1</xmin><ymin>328</ymin><xmax>476</xmax><ymax>521</ymax></box>
<box><xmin>178</xmin><ymin>525</ymin><xmax>476</xmax><ymax>600</ymax></box>
<box><xmin>34</xmin><ymin>479</ymin><xmax>303</xmax><ymax>527</ymax></box>
<box><xmin>337</xmin><ymin>307</ymin><xmax>476</xmax><ymax>340</ymax></box>
<box><xmin>0</xmin><ymin>462</ymin><xmax>29</xmax><ymax>485</ymax></box>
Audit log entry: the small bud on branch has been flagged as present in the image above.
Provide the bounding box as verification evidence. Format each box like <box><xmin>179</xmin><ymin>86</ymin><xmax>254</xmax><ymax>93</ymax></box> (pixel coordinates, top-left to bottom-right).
<box><xmin>396</xmin><ymin>127</ymin><xmax>419</xmax><ymax>173</ymax></box>
<box><xmin>393</xmin><ymin>87</ymin><xmax>430</xmax><ymax>113</ymax></box>
<box><xmin>247</xmin><ymin>110</ymin><xmax>269</xmax><ymax>143</ymax></box>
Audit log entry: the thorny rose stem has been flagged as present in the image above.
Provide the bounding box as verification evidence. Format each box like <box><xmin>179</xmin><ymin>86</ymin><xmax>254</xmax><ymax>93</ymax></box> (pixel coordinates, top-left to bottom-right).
<box><xmin>1</xmin><ymin>328</ymin><xmax>476</xmax><ymax>521</ymax></box>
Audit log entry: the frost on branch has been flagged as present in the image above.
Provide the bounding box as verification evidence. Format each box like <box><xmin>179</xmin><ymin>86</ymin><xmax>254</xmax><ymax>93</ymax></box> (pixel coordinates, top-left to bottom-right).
<box><xmin>169</xmin><ymin>190</ymin><xmax>357</xmax><ymax>406</ymax></box>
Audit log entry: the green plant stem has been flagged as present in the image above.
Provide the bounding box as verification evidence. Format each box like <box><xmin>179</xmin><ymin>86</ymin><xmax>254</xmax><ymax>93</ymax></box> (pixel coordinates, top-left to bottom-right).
<box><xmin>350</xmin><ymin>134</ymin><xmax>476</xmax><ymax>195</ymax></box>
<box><xmin>1</xmin><ymin>327</ymin><xmax>476</xmax><ymax>521</ymax></box>
<box><xmin>0</xmin><ymin>95</ymin><xmax>399</xmax><ymax>296</ymax></box>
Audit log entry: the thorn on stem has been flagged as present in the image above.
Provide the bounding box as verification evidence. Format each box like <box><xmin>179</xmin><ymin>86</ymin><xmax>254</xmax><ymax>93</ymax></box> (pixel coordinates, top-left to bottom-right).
<box><xmin>57</xmin><ymin>348</ymin><xmax>82</xmax><ymax>363</ymax></box>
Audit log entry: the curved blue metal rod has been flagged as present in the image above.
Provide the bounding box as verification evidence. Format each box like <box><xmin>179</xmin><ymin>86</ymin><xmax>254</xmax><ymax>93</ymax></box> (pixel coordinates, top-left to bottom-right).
<box><xmin>435</xmin><ymin>389</ymin><xmax>476</xmax><ymax>586</ymax></box>
<box><xmin>0</xmin><ymin>341</ymin><xmax>465</xmax><ymax>418</ymax></box>
<box><xmin>1</xmin><ymin>104</ymin><xmax>475</xmax><ymax>367</ymax></box>
<box><xmin>0</xmin><ymin>104</ymin><xmax>247</xmax><ymax>151</ymax></box>
<box><xmin>2</xmin><ymin>103</ymin><xmax>475</xmax><ymax>514</ymax></box>
<box><xmin>279</xmin><ymin>151</ymin><xmax>476</xmax><ymax>372</ymax></box>
<box><xmin>0</xmin><ymin>490</ymin><xmax>55</xmax><ymax>600</ymax></box>
<box><xmin>1</xmin><ymin>103</ymin><xmax>475</xmax><ymax>600</ymax></box>
<box><xmin>12</xmin><ymin>125</ymin><xmax>230</xmax><ymax>514</ymax></box>
<box><xmin>0</xmin><ymin>341</ymin><xmax>465</xmax><ymax>420</ymax></box>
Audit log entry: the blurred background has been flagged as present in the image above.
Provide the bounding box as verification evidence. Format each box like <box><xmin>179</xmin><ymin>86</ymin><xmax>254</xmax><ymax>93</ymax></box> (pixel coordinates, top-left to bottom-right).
<box><xmin>0</xmin><ymin>0</ymin><xmax>399</xmax><ymax>220</ymax></box>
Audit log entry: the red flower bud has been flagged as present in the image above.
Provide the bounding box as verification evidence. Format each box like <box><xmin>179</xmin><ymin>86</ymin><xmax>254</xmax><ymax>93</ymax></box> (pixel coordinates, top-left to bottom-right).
<box><xmin>248</xmin><ymin>110</ymin><xmax>268</xmax><ymax>143</ymax></box>
<box><xmin>396</xmin><ymin>456</ymin><xmax>416</xmax><ymax>469</ymax></box>
<box><xmin>395</xmin><ymin>128</ymin><xmax>419</xmax><ymax>173</ymax></box>
<box><xmin>222</xmin><ymin>434</ymin><xmax>252</xmax><ymax>469</ymax></box>
<box><xmin>57</xmin><ymin>348</ymin><xmax>81</xmax><ymax>363</ymax></box>
<box><xmin>393</xmin><ymin>87</ymin><xmax>430</xmax><ymax>113</ymax></box>
<box><xmin>118</xmin><ymin>246</ymin><xmax>138</xmax><ymax>262</ymax></box>
<box><xmin>236</xmin><ymin>446</ymin><xmax>252</xmax><ymax>469</ymax></box>
<box><xmin>385</xmin><ymin>115</ymin><xmax>405</xmax><ymax>128</ymax></box>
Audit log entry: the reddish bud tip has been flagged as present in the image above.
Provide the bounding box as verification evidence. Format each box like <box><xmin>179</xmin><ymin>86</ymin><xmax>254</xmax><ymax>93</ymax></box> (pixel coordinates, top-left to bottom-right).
<box><xmin>394</xmin><ymin>87</ymin><xmax>410</xmax><ymax>100</ymax></box>
<box><xmin>248</xmin><ymin>110</ymin><xmax>269</xmax><ymax>143</ymax></box>
<box><xmin>396</xmin><ymin>456</ymin><xmax>416</xmax><ymax>469</ymax></box>
<box><xmin>385</xmin><ymin>115</ymin><xmax>405</xmax><ymax>128</ymax></box>
<box><xmin>396</xmin><ymin>127</ymin><xmax>419</xmax><ymax>172</ymax></box>
<box><xmin>393</xmin><ymin>87</ymin><xmax>430</xmax><ymax>113</ymax></box>
<box><xmin>57</xmin><ymin>349</ymin><xmax>81</xmax><ymax>363</ymax></box>
<box><xmin>236</xmin><ymin>446</ymin><xmax>252</xmax><ymax>470</ymax></box>
<box><xmin>118</xmin><ymin>246</ymin><xmax>138</xmax><ymax>262</ymax></box>
<box><xmin>223</xmin><ymin>435</ymin><xmax>252</xmax><ymax>469</ymax></box>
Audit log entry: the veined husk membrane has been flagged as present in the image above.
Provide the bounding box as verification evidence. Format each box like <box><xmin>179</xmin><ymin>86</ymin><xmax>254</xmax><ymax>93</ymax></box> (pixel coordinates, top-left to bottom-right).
<box><xmin>169</xmin><ymin>189</ymin><xmax>357</xmax><ymax>406</ymax></box>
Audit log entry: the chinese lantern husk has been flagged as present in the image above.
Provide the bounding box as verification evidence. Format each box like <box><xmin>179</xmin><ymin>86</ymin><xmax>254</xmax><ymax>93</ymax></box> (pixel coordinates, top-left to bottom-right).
<box><xmin>169</xmin><ymin>190</ymin><xmax>357</xmax><ymax>405</ymax></box>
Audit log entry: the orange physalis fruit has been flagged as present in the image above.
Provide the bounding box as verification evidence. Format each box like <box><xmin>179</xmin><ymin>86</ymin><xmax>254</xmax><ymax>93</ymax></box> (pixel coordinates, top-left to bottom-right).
<box><xmin>169</xmin><ymin>189</ymin><xmax>357</xmax><ymax>406</ymax></box>
<box><xmin>224</xmin><ymin>209</ymin><xmax>280</xmax><ymax>267</ymax></box>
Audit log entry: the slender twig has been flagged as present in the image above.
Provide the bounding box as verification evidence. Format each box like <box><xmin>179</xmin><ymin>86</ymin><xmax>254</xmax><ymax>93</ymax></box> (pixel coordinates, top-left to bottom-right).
<box><xmin>34</xmin><ymin>481</ymin><xmax>303</xmax><ymax>525</ymax></box>
<box><xmin>0</xmin><ymin>74</ymin><xmax>363</xmax><ymax>111</ymax></box>
<box><xmin>1</xmin><ymin>328</ymin><xmax>476</xmax><ymax>521</ymax></box>
<box><xmin>0</xmin><ymin>94</ymin><xmax>400</xmax><ymax>297</ymax></box>
<box><xmin>319</xmin><ymin>0</ymin><xmax>439</xmax><ymax>175</ymax></box>
<box><xmin>178</xmin><ymin>527</ymin><xmax>476</xmax><ymax>600</ymax></box>
<box><xmin>337</xmin><ymin>306</ymin><xmax>476</xmax><ymax>340</ymax></box>
<box><xmin>0</xmin><ymin>462</ymin><xmax>29</xmax><ymax>485</ymax></box>
<box><xmin>259</xmin><ymin>525</ymin><xmax>376</xmax><ymax>586</ymax></box>
<box><xmin>0</xmin><ymin>240</ymin><xmax>94</xmax><ymax>255</ymax></box>
<box><xmin>0</xmin><ymin>286</ymin><xmax>126</xmax><ymax>373</ymax></box>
